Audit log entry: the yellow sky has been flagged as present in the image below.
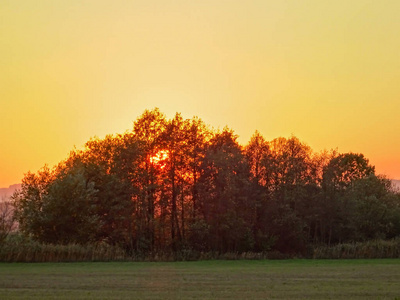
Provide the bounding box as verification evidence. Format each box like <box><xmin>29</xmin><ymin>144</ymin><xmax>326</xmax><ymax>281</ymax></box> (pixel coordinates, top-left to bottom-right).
<box><xmin>1</xmin><ymin>0</ymin><xmax>400</xmax><ymax>187</ymax></box>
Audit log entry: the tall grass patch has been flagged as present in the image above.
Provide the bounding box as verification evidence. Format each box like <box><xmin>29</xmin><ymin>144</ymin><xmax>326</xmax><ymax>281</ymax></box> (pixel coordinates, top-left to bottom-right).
<box><xmin>0</xmin><ymin>234</ymin><xmax>127</xmax><ymax>262</ymax></box>
<box><xmin>313</xmin><ymin>239</ymin><xmax>400</xmax><ymax>259</ymax></box>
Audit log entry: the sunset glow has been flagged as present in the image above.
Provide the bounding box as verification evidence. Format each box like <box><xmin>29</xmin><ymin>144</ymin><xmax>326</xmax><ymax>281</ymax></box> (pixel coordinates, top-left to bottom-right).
<box><xmin>150</xmin><ymin>150</ymin><xmax>168</xmax><ymax>169</ymax></box>
<box><xmin>1</xmin><ymin>1</ymin><xmax>400</xmax><ymax>187</ymax></box>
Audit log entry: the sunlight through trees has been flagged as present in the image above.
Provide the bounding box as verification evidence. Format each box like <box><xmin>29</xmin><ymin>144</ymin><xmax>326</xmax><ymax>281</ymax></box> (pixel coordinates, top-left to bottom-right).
<box><xmin>11</xmin><ymin>109</ymin><xmax>400</xmax><ymax>255</ymax></box>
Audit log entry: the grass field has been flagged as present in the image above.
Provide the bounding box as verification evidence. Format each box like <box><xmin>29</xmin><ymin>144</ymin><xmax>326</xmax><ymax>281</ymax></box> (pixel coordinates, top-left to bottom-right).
<box><xmin>0</xmin><ymin>259</ymin><xmax>399</xmax><ymax>299</ymax></box>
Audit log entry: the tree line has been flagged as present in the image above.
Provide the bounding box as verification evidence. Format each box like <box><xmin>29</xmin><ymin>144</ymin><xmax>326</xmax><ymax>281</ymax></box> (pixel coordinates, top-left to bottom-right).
<box><xmin>11</xmin><ymin>108</ymin><xmax>400</xmax><ymax>255</ymax></box>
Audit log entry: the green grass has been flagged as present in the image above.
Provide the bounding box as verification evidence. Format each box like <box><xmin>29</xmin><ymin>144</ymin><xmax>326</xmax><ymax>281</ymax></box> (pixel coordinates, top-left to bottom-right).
<box><xmin>0</xmin><ymin>259</ymin><xmax>400</xmax><ymax>299</ymax></box>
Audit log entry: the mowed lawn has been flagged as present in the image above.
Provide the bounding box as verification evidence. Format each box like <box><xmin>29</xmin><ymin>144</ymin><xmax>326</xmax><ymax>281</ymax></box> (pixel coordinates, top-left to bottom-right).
<box><xmin>0</xmin><ymin>259</ymin><xmax>399</xmax><ymax>299</ymax></box>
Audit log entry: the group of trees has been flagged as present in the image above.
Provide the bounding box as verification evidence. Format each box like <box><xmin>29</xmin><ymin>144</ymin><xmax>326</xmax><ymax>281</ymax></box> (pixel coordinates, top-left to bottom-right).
<box><xmin>11</xmin><ymin>109</ymin><xmax>400</xmax><ymax>254</ymax></box>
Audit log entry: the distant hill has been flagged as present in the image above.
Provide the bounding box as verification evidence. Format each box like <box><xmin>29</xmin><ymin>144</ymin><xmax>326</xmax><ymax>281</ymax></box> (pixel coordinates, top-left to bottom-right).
<box><xmin>392</xmin><ymin>179</ymin><xmax>400</xmax><ymax>191</ymax></box>
<box><xmin>0</xmin><ymin>184</ymin><xmax>21</xmax><ymax>201</ymax></box>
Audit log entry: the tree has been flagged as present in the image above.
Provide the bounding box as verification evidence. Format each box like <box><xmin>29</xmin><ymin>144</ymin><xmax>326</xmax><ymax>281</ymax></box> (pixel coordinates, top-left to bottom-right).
<box><xmin>40</xmin><ymin>166</ymin><xmax>99</xmax><ymax>244</ymax></box>
<box><xmin>132</xmin><ymin>108</ymin><xmax>167</xmax><ymax>252</ymax></box>
<box><xmin>184</xmin><ymin>117</ymin><xmax>211</xmax><ymax>250</ymax></box>
<box><xmin>12</xmin><ymin>166</ymin><xmax>54</xmax><ymax>241</ymax></box>
<box><xmin>244</xmin><ymin>131</ymin><xmax>273</xmax><ymax>251</ymax></box>
<box><xmin>323</xmin><ymin>153</ymin><xmax>375</xmax><ymax>191</ymax></box>
<box><xmin>13</xmin><ymin>163</ymin><xmax>100</xmax><ymax>244</ymax></box>
<box><xmin>245</xmin><ymin>131</ymin><xmax>270</xmax><ymax>185</ymax></box>
<box><xmin>320</xmin><ymin>153</ymin><xmax>376</xmax><ymax>244</ymax></box>
<box><xmin>197</xmin><ymin>128</ymin><xmax>254</xmax><ymax>252</ymax></box>
<box><xmin>259</xmin><ymin>136</ymin><xmax>318</xmax><ymax>253</ymax></box>
<box><xmin>345</xmin><ymin>175</ymin><xmax>393</xmax><ymax>241</ymax></box>
<box><xmin>184</xmin><ymin>117</ymin><xmax>210</xmax><ymax>222</ymax></box>
<box><xmin>264</xmin><ymin>136</ymin><xmax>317</xmax><ymax>203</ymax></box>
<box><xmin>160</xmin><ymin>113</ymin><xmax>187</xmax><ymax>249</ymax></box>
<box><xmin>78</xmin><ymin>135</ymin><xmax>143</xmax><ymax>249</ymax></box>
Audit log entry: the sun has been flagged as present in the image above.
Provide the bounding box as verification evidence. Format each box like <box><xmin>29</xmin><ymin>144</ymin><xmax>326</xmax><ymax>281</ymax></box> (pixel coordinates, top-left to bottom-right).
<box><xmin>150</xmin><ymin>150</ymin><xmax>169</xmax><ymax>168</ymax></box>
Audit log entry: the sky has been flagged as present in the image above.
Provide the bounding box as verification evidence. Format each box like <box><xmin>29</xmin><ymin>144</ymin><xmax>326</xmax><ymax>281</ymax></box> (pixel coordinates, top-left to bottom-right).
<box><xmin>1</xmin><ymin>0</ymin><xmax>400</xmax><ymax>187</ymax></box>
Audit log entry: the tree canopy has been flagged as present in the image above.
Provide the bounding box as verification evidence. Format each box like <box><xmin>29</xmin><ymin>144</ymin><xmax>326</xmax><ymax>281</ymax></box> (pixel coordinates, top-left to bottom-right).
<box><xmin>11</xmin><ymin>108</ymin><xmax>400</xmax><ymax>255</ymax></box>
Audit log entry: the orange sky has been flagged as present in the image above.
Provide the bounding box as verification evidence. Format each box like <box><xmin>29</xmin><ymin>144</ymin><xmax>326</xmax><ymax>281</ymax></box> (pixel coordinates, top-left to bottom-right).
<box><xmin>1</xmin><ymin>0</ymin><xmax>400</xmax><ymax>187</ymax></box>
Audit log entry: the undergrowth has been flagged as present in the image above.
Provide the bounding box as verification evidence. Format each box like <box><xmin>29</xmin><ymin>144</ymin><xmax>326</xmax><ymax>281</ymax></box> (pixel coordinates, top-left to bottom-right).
<box><xmin>2</xmin><ymin>234</ymin><xmax>400</xmax><ymax>262</ymax></box>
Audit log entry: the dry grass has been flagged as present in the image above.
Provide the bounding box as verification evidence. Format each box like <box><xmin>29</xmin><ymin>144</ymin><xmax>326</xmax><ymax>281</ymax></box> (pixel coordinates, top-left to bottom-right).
<box><xmin>313</xmin><ymin>239</ymin><xmax>400</xmax><ymax>259</ymax></box>
<box><xmin>0</xmin><ymin>236</ymin><xmax>127</xmax><ymax>262</ymax></box>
